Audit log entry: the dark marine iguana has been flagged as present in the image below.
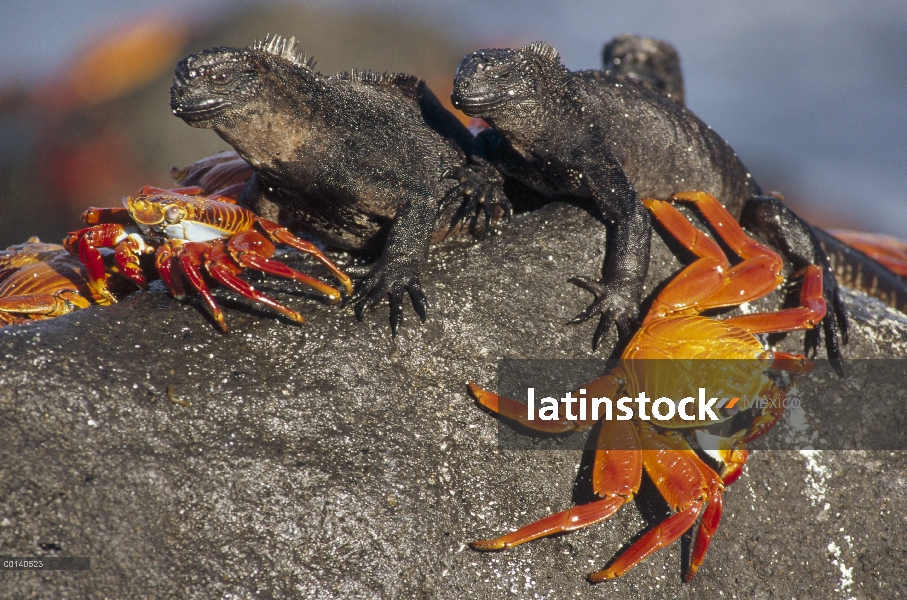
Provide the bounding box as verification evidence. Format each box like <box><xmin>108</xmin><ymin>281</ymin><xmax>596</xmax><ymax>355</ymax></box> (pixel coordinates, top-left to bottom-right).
<box><xmin>170</xmin><ymin>35</ymin><xmax>509</xmax><ymax>333</ymax></box>
<box><xmin>601</xmin><ymin>33</ymin><xmax>684</xmax><ymax>105</ymax></box>
<box><xmin>451</xmin><ymin>40</ymin><xmax>862</xmax><ymax>366</ymax></box>
<box><xmin>601</xmin><ymin>34</ymin><xmax>907</xmax><ymax>319</ymax></box>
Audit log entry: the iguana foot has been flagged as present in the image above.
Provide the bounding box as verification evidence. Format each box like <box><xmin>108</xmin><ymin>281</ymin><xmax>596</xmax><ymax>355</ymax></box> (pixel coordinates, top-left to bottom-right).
<box><xmin>444</xmin><ymin>161</ymin><xmax>512</xmax><ymax>228</ymax></box>
<box><xmin>567</xmin><ymin>275</ymin><xmax>640</xmax><ymax>350</ymax></box>
<box><xmin>347</xmin><ymin>259</ymin><xmax>427</xmax><ymax>335</ymax></box>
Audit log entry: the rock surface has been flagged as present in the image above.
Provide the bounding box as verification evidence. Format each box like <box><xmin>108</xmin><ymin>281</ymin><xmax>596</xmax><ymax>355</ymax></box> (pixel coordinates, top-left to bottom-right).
<box><xmin>1</xmin><ymin>202</ymin><xmax>906</xmax><ymax>599</ymax></box>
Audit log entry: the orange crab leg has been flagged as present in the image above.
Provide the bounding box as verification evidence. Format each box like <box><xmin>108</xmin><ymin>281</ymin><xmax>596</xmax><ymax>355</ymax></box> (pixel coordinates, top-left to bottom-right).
<box><xmin>475</xmin><ymin>495</ymin><xmax>631</xmax><ymax>550</ymax></box>
<box><xmin>684</xmin><ymin>482</ymin><xmax>723</xmax><ymax>581</ymax></box>
<box><xmin>722</xmin><ymin>265</ymin><xmax>826</xmax><ymax>333</ymax></box>
<box><xmin>80</xmin><ymin>207</ymin><xmax>134</xmax><ymax>226</ymax></box>
<box><xmin>643</xmin><ymin>197</ymin><xmax>784</xmax><ymax>319</ymax></box>
<box><xmin>155</xmin><ymin>241</ymin><xmax>187</xmax><ymax>300</ymax></box>
<box><xmin>590</xmin><ymin>428</ymin><xmax>724</xmax><ymax>581</ymax></box>
<box><xmin>113</xmin><ymin>235</ymin><xmax>150</xmax><ymax>288</ymax></box>
<box><xmin>594</xmin><ymin>500</ymin><xmax>703</xmax><ymax>581</ymax></box>
<box><xmin>471</xmin><ymin>420</ymin><xmax>643</xmax><ymax>550</ymax></box>
<box><xmin>671</xmin><ymin>191</ymin><xmax>783</xmax><ymax>263</ymax></box>
<box><xmin>736</xmin><ymin>386</ymin><xmax>788</xmax><ymax>445</ymax></box>
<box><xmin>227</xmin><ymin>231</ymin><xmax>342</xmax><ymax>304</ymax></box>
<box><xmin>256</xmin><ymin>219</ymin><xmax>353</xmax><ymax>296</ymax></box>
<box><xmin>0</xmin><ymin>293</ymin><xmax>87</xmax><ymax>318</ymax></box>
<box><xmin>467</xmin><ymin>383</ymin><xmax>579</xmax><ymax>434</ymax></box>
<box><xmin>467</xmin><ymin>369</ymin><xmax>623</xmax><ymax>434</ymax></box>
<box><xmin>175</xmin><ymin>242</ymin><xmax>228</xmax><ymax>331</ymax></box>
<box><xmin>64</xmin><ymin>223</ymin><xmax>133</xmax><ymax>304</ymax></box>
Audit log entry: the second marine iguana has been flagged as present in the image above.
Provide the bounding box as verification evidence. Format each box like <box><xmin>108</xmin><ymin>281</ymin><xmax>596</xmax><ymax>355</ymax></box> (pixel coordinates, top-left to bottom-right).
<box><xmin>451</xmin><ymin>41</ymin><xmax>861</xmax><ymax>366</ymax></box>
<box><xmin>600</xmin><ymin>34</ymin><xmax>907</xmax><ymax>318</ymax></box>
<box><xmin>601</xmin><ymin>33</ymin><xmax>684</xmax><ymax>105</ymax></box>
<box><xmin>169</xmin><ymin>35</ymin><xmax>508</xmax><ymax>334</ymax></box>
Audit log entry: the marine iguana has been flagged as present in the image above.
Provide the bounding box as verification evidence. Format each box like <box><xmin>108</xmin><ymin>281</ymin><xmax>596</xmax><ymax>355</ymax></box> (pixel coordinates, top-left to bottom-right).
<box><xmin>170</xmin><ymin>35</ymin><xmax>508</xmax><ymax>334</ymax></box>
<box><xmin>601</xmin><ymin>33</ymin><xmax>684</xmax><ymax>105</ymax></box>
<box><xmin>451</xmin><ymin>41</ymin><xmax>855</xmax><ymax>365</ymax></box>
<box><xmin>602</xmin><ymin>35</ymin><xmax>907</xmax><ymax>319</ymax></box>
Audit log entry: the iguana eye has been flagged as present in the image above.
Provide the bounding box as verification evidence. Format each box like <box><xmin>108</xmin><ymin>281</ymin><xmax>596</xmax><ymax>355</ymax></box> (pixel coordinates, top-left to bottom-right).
<box><xmin>208</xmin><ymin>71</ymin><xmax>232</xmax><ymax>85</ymax></box>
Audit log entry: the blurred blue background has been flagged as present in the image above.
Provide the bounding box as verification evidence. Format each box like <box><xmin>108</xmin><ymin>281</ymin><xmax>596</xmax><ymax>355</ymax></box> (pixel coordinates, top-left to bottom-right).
<box><xmin>1</xmin><ymin>0</ymin><xmax>905</xmax><ymax>248</ymax></box>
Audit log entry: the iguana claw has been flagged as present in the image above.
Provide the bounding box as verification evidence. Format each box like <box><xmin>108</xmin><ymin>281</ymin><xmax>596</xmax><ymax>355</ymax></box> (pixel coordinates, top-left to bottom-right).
<box><xmin>567</xmin><ymin>275</ymin><xmax>639</xmax><ymax>349</ymax></box>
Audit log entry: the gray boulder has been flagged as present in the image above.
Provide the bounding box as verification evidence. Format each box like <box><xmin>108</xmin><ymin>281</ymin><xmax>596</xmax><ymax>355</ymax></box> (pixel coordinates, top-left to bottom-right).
<box><xmin>1</xmin><ymin>202</ymin><xmax>905</xmax><ymax>598</ymax></box>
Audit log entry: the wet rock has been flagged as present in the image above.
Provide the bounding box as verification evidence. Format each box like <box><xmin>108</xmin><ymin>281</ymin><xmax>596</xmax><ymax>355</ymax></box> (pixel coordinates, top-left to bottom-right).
<box><xmin>1</xmin><ymin>202</ymin><xmax>905</xmax><ymax>598</ymax></box>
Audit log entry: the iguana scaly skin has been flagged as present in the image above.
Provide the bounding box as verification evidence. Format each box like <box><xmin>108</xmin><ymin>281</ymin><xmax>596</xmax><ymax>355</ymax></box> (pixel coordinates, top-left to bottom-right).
<box><xmin>170</xmin><ymin>35</ymin><xmax>508</xmax><ymax>334</ymax></box>
<box><xmin>451</xmin><ymin>41</ymin><xmax>849</xmax><ymax>366</ymax></box>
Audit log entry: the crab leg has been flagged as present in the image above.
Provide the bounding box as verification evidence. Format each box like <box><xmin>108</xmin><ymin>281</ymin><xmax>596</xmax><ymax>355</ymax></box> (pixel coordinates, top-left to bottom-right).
<box><xmin>722</xmin><ymin>265</ymin><xmax>826</xmax><ymax>333</ymax></box>
<box><xmin>204</xmin><ymin>243</ymin><xmax>306</xmax><ymax>326</ymax></box>
<box><xmin>589</xmin><ymin>427</ymin><xmax>724</xmax><ymax>581</ymax></box>
<box><xmin>64</xmin><ymin>223</ymin><xmax>132</xmax><ymax>304</ymax></box>
<box><xmin>471</xmin><ymin>420</ymin><xmax>642</xmax><ymax>549</ymax></box>
<box><xmin>670</xmin><ymin>190</ymin><xmax>783</xmax><ymax>263</ymax></box>
<box><xmin>468</xmin><ymin>366</ymin><xmax>627</xmax><ymax>434</ymax></box>
<box><xmin>256</xmin><ymin>219</ymin><xmax>353</xmax><ymax>296</ymax></box>
<box><xmin>0</xmin><ymin>293</ymin><xmax>88</xmax><ymax>319</ymax></box>
<box><xmin>80</xmin><ymin>207</ymin><xmax>134</xmax><ymax>226</ymax></box>
<box><xmin>467</xmin><ymin>383</ymin><xmax>580</xmax><ymax>434</ymax></box>
<box><xmin>176</xmin><ymin>243</ymin><xmax>229</xmax><ymax>331</ymax></box>
<box><xmin>156</xmin><ymin>241</ymin><xmax>229</xmax><ymax>331</ymax></box>
<box><xmin>227</xmin><ymin>231</ymin><xmax>342</xmax><ymax>304</ymax></box>
<box><xmin>112</xmin><ymin>234</ymin><xmax>152</xmax><ymax>288</ymax></box>
<box><xmin>155</xmin><ymin>241</ymin><xmax>187</xmax><ymax>300</ymax></box>
<box><xmin>643</xmin><ymin>196</ymin><xmax>784</xmax><ymax>319</ymax></box>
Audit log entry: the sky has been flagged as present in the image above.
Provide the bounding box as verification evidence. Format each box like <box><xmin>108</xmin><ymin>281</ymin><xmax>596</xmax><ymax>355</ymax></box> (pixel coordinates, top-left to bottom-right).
<box><xmin>1</xmin><ymin>0</ymin><xmax>906</xmax><ymax>234</ymax></box>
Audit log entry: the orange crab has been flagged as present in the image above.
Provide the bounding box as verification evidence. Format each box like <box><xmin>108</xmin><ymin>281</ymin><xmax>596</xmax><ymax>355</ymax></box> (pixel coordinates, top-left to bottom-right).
<box><xmin>467</xmin><ymin>190</ymin><xmax>826</xmax><ymax>582</ymax></box>
<box><xmin>0</xmin><ymin>238</ymin><xmax>134</xmax><ymax>326</ymax></box>
<box><xmin>829</xmin><ymin>229</ymin><xmax>907</xmax><ymax>278</ymax></box>
<box><xmin>64</xmin><ymin>186</ymin><xmax>352</xmax><ymax>331</ymax></box>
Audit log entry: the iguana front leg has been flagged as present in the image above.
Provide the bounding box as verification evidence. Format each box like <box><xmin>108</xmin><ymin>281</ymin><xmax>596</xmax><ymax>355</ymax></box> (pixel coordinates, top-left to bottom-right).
<box><xmin>442</xmin><ymin>156</ymin><xmax>512</xmax><ymax>228</ymax></box>
<box><xmin>568</xmin><ymin>157</ymin><xmax>652</xmax><ymax>350</ymax></box>
<box><xmin>238</xmin><ymin>174</ymin><xmax>283</xmax><ymax>222</ymax></box>
<box><xmin>347</xmin><ymin>189</ymin><xmax>437</xmax><ymax>335</ymax></box>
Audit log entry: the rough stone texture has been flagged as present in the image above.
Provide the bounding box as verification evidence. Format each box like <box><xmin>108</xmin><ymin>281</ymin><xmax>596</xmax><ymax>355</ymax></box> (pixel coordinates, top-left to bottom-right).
<box><xmin>1</xmin><ymin>202</ymin><xmax>906</xmax><ymax>599</ymax></box>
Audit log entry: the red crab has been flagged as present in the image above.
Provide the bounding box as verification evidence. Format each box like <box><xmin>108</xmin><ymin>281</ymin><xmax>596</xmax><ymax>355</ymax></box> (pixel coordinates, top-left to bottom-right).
<box><xmin>64</xmin><ymin>186</ymin><xmax>352</xmax><ymax>331</ymax></box>
<box><xmin>467</xmin><ymin>191</ymin><xmax>826</xmax><ymax>582</ymax></box>
<box><xmin>829</xmin><ymin>229</ymin><xmax>907</xmax><ymax>278</ymax></box>
<box><xmin>0</xmin><ymin>238</ymin><xmax>134</xmax><ymax>326</ymax></box>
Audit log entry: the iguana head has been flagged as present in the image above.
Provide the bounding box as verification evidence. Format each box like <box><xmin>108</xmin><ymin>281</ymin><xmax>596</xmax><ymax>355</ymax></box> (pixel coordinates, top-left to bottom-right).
<box><xmin>451</xmin><ymin>41</ymin><xmax>564</xmax><ymax>125</ymax></box>
<box><xmin>602</xmin><ymin>34</ymin><xmax>684</xmax><ymax>105</ymax></box>
<box><xmin>170</xmin><ymin>35</ymin><xmax>316</xmax><ymax>130</ymax></box>
<box><xmin>170</xmin><ymin>47</ymin><xmax>263</xmax><ymax>129</ymax></box>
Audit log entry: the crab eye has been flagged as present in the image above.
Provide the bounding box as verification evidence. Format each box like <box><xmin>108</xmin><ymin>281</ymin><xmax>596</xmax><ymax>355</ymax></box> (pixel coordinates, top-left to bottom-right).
<box><xmin>165</xmin><ymin>207</ymin><xmax>181</xmax><ymax>222</ymax></box>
